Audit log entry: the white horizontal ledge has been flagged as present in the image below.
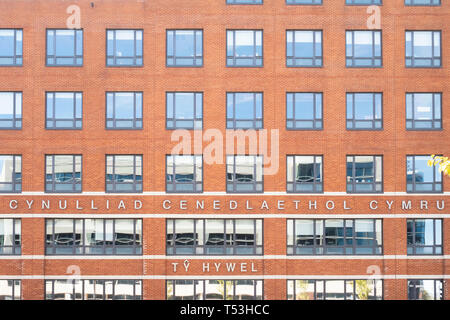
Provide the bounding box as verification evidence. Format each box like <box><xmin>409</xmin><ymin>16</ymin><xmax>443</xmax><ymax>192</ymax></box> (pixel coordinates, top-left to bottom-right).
<box><xmin>0</xmin><ymin>214</ymin><xmax>449</xmax><ymax>219</ymax></box>
<box><xmin>0</xmin><ymin>275</ymin><xmax>448</xmax><ymax>280</ymax></box>
<box><xmin>1</xmin><ymin>255</ymin><xmax>449</xmax><ymax>260</ymax></box>
<box><xmin>4</xmin><ymin>192</ymin><xmax>450</xmax><ymax>197</ymax></box>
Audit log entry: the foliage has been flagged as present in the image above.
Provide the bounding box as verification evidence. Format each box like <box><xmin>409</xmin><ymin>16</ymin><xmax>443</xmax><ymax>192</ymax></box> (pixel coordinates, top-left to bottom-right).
<box><xmin>428</xmin><ymin>155</ymin><xmax>450</xmax><ymax>176</ymax></box>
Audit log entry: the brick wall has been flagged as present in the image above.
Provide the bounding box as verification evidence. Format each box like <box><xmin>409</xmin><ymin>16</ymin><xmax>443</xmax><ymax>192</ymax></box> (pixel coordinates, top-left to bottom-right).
<box><xmin>0</xmin><ymin>0</ymin><xmax>448</xmax><ymax>300</ymax></box>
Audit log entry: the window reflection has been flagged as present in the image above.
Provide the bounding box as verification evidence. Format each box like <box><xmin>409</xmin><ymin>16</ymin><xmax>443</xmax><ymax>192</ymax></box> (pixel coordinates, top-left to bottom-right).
<box><xmin>408</xmin><ymin>280</ymin><xmax>443</xmax><ymax>300</ymax></box>
<box><xmin>46</xmin><ymin>219</ymin><xmax>142</xmax><ymax>255</ymax></box>
<box><xmin>227</xmin><ymin>155</ymin><xmax>263</xmax><ymax>193</ymax></box>
<box><xmin>106</xmin><ymin>155</ymin><xmax>142</xmax><ymax>193</ymax></box>
<box><xmin>406</xmin><ymin>155</ymin><xmax>442</xmax><ymax>193</ymax></box>
<box><xmin>167</xmin><ymin>219</ymin><xmax>263</xmax><ymax>255</ymax></box>
<box><xmin>45</xmin><ymin>279</ymin><xmax>141</xmax><ymax>300</ymax></box>
<box><xmin>167</xmin><ymin>30</ymin><xmax>203</xmax><ymax>67</ymax></box>
<box><xmin>407</xmin><ymin>219</ymin><xmax>442</xmax><ymax>255</ymax></box>
<box><xmin>287</xmin><ymin>219</ymin><xmax>382</xmax><ymax>255</ymax></box>
<box><xmin>167</xmin><ymin>279</ymin><xmax>263</xmax><ymax>300</ymax></box>
<box><xmin>227</xmin><ymin>30</ymin><xmax>263</xmax><ymax>67</ymax></box>
<box><xmin>288</xmin><ymin>279</ymin><xmax>383</xmax><ymax>300</ymax></box>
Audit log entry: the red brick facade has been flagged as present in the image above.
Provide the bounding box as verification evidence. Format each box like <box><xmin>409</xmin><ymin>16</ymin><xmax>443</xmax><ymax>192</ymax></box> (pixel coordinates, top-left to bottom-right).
<box><xmin>0</xmin><ymin>0</ymin><xmax>449</xmax><ymax>300</ymax></box>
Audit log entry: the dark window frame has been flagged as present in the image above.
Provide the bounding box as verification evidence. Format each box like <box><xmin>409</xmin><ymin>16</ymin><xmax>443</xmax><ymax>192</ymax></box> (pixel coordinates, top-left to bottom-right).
<box><xmin>105</xmin><ymin>154</ymin><xmax>143</xmax><ymax>193</ymax></box>
<box><xmin>226</xmin><ymin>0</ymin><xmax>263</xmax><ymax>4</ymax></box>
<box><xmin>286</xmin><ymin>0</ymin><xmax>322</xmax><ymax>4</ymax></box>
<box><xmin>45</xmin><ymin>218</ymin><xmax>143</xmax><ymax>256</ymax></box>
<box><xmin>0</xmin><ymin>155</ymin><xmax>22</xmax><ymax>193</ymax></box>
<box><xmin>0</xmin><ymin>91</ymin><xmax>22</xmax><ymax>130</ymax></box>
<box><xmin>346</xmin><ymin>30</ymin><xmax>382</xmax><ymax>68</ymax></box>
<box><xmin>226</xmin><ymin>155</ymin><xmax>264</xmax><ymax>193</ymax></box>
<box><xmin>406</xmin><ymin>155</ymin><xmax>443</xmax><ymax>193</ymax></box>
<box><xmin>0</xmin><ymin>280</ymin><xmax>21</xmax><ymax>300</ymax></box>
<box><xmin>346</xmin><ymin>155</ymin><xmax>383</xmax><ymax>193</ymax></box>
<box><xmin>287</xmin><ymin>219</ymin><xmax>383</xmax><ymax>255</ymax></box>
<box><xmin>105</xmin><ymin>91</ymin><xmax>143</xmax><ymax>130</ymax></box>
<box><xmin>167</xmin><ymin>279</ymin><xmax>264</xmax><ymax>300</ymax></box>
<box><xmin>166</xmin><ymin>219</ymin><xmax>263</xmax><ymax>256</ymax></box>
<box><xmin>286</xmin><ymin>30</ymin><xmax>323</xmax><ymax>67</ymax></box>
<box><xmin>166</xmin><ymin>29</ymin><xmax>203</xmax><ymax>67</ymax></box>
<box><xmin>0</xmin><ymin>219</ymin><xmax>21</xmax><ymax>255</ymax></box>
<box><xmin>226</xmin><ymin>92</ymin><xmax>263</xmax><ymax>130</ymax></box>
<box><xmin>346</xmin><ymin>92</ymin><xmax>383</xmax><ymax>130</ymax></box>
<box><xmin>166</xmin><ymin>92</ymin><xmax>203</xmax><ymax>130</ymax></box>
<box><xmin>0</xmin><ymin>28</ymin><xmax>23</xmax><ymax>66</ymax></box>
<box><xmin>45</xmin><ymin>279</ymin><xmax>142</xmax><ymax>300</ymax></box>
<box><xmin>408</xmin><ymin>279</ymin><xmax>443</xmax><ymax>300</ymax></box>
<box><xmin>405</xmin><ymin>0</ymin><xmax>441</xmax><ymax>6</ymax></box>
<box><xmin>226</xmin><ymin>29</ymin><xmax>263</xmax><ymax>67</ymax></box>
<box><xmin>106</xmin><ymin>29</ymin><xmax>143</xmax><ymax>67</ymax></box>
<box><xmin>286</xmin><ymin>92</ymin><xmax>323</xmax><ymax>130</ymax></box>
<box><xmin>287</xmin><ymin>279</ymin><xmax>384</xmax><ymax>300</ymax></box>
<box><xmin>45</xmin><ymin>155</ymin><xmax>82</xmax><ymax>193</ymax></box>
<box><xmin>165</xmin><ymin>155</ymin><xmax>203</xmax><ymax>193</ymax></box>
<box><xmin>45</xmin><ymin>92</ymin><xmax>83</xmax><ymax>130</ymax></box>
<box><xmin>406</xmin><ymin>92</ymin><xmax>442</xmax><ymax>130</ymax></box>
<box><xmin>407</xmin><ymin>219</ymin><xmax>443</xmax><ymax>255</ymax></box>
<box><xmin>405</xmin><ymin>30</ymin><xmax>441</xmax><ymax>68</ymax></box>
<box><xmin>46</xmin><ymin>28</ymin><xmax>83</xmax><ymax>67</ymax></box>
<box><xmin>345</xmin><ymin>0</ymin><xmax>382</xmax><ymax>5</ymax></box>
<box><xmin>286</xmin><ymin>155</ymin><xmax>323</xmax><ymax>193</ymax></box>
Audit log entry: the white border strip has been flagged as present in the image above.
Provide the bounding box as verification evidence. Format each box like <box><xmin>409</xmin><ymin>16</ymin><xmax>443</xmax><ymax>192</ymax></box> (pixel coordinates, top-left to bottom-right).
<box><xmin>1</xmin><ymin>255</ymin><xmax>449</xmax><ymax>260</ymax></box>
<box><xmin>7</xmin><ymin>192</ymin><xmax>450</xmax><ymax>196</ymax></box>
<box><xmin>0</xmin><ymin>275</ymin><xmax>448</xmax><ymax>280</ymax></box>
<box><xmin>0</xmin><ymin>214</ymin><xmax>449</xmax><ymax>219</ymax></box>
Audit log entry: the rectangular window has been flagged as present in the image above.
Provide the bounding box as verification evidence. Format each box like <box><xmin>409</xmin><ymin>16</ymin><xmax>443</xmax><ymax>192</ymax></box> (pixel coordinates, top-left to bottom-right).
<box><xmin>287</xmin><ymin>219</ymin><xmax>383</xmax><ymax>255</ymax></box>
<box><xmin>0</xmin><ymin>219</ymin><xmax>21</xmax><ymax>255</ymax></box>
<box><xmin>287</xmin><ymin>279</ymin><xmax>383</xmax><ymax>300</ymax></box>
<box><xmin>227</xmin><ymin>155</ymin><xmax>263</xmax><ymax>193</ymax></box>
<box><xmin>0</xmin><ymin>29</ymin><xmax>22</xmax><ymax>66</ymax></box>
<box><xmin>407</xmin><ymin>219</ymin><xmax>442</xmax><ymax>255</ymax></box>
<box><xmin>346</xmin><ymin>0</ymin><xmax>382</xmax><ymax>4</ymax></box>
<box><xmin>0</xmin><ymin>92</ymin><xmax>22</xmax><ymax>129</ymax></box>
<box><xmin>346</xmin><ymin>30</ymin><xmax>382</xmax><ymax>67</ymax></box>
<box><xmin>166</xmin><ymin>92</ymin><xmax>203</xmax><ymax>130</ymax></box>
<box><xmin>286</xmin><ymin>155</ymin><xmax>323</xmax><ymax>193</ymax></box>
<box><xmin>408</xmin><ymin>280</ymin><xmax>443</xmax><ymax>300</ymax></box>
<box><xmin>286</xmin><ymin>0</ymin><xmax>322</xmax><ymax>4</ymax></box>
<box><xmin>167</xmin><ymin>280</ymin><xmax>263</xmax><ymax>300</ymax></box>
<box><xmin>45</xmin><ymin>279</ymin><xmax>142</xmax><ymax>300</ymax></box>
<box><xmin>166</xmin><ymin>219</ymin><xmax>263</xmax><ymax>255</ymax></box>
<box><xmin>406</xmin><ymin>31</ymin><xmax>441</xmax><ymax>67</ymax></box>
<box><xmin>346</xmin><ymin>93</ymin><xmax>382</xmax><ymax>130</ymax></box>
<box><xmin>46</xmin><ymin>92</ymin><xmax>82</xmax><ymax>129</ymax></box>
<box><xmin>106</xmin><ymin>92</ymin><xmax>143</xmax><ymax>129</ymax></box>
<box><xmin>346</xmin><ymin>156</ymin><xmax>383</xmax><ymax>193</ymax></box>
<box><xmin>166</xmin><ymin>30</ymin><xmax>203</xmax><ymax>67</ymax></box>
<box><xmin>106</xmin><ymin>155</ymin><xmax>142</xmax><ymax>193</ymax></box>
<box><xmin>0</xmin><ymin>155</ymin><xmax>21</xmax><ymax>193</ymax></box>
<box><xmin>166</xmin><ymin>155</ymin><xmax>203</xmax><ymax>193</ymax></box>
<box><xmin>286</xmin><ymin>92</ymin><xmax>322</xmax><ymax>130</ymax></box>
<box><xmin>106</xmin><ymin>29</ymin><xmax>143</xmax><ymax>67</ymax></box>
<box><xmin>45</xmin><ymin>155</ymin><xmax>82</xmax><ymax>193</ymax></box>
<box><xmin>286</xmin><ymin>30</ymin><xmax>322</xmax><ymax>67</ymax></box>
<box><xmin>406</xmin><ymin>93</ymin><xmax>441</xmax><ymax>130</ymax></box>
<box><xmin>406</xmin><ymin>155</ymin><xmax>442</xmax><ymax>193</ymax></box>
<box><xmin>46</xmin><ymin>29</ymin><xmax>83</xmax><ymax>66</ymax></box>
<box><xmin>0</xmin><ymin>280</ymin><xmax>21</xmax><ymax>300</ymax></box>
<box><xmin>227</xmin><ymin>0</ymin><xmax>262</xmax><ymax>4</ymax></box>
<box><xmin>45</xmin><ymin>219</ymin><xmax>142</xmax><ymax>255</ymax></box>
<box><xmin>227</xmin><ymin>30</ymin><xmax>263</xmax><ymax>67</ymax></box>
<box><xmin>405</xmin><ymin>0</ymin><xmax>440</xmax><ymax>6</ymax></box>
<box><xmin>227</xmin><ymin>92</ymin><xmax>263</xmax><ymax>129</ymax></box>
